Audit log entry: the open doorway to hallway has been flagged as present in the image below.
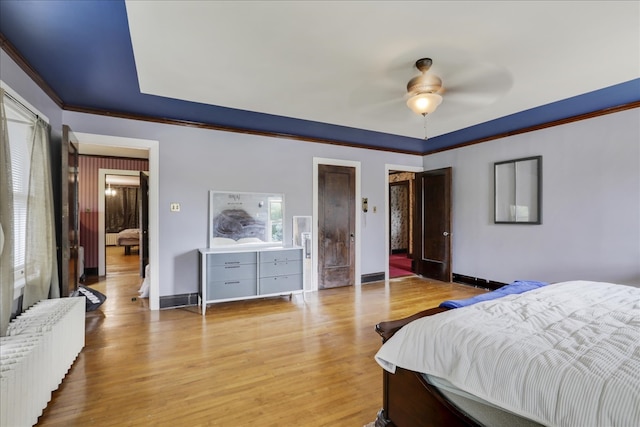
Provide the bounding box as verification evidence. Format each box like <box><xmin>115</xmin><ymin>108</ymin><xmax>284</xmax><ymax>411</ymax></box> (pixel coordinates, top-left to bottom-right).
<box><xmin>73</xmin><ymin>130</ymin><xmax>159</xmax><ymax>310</ymax></box>
<box><xmin>104</xmin><ymin>173</ymin><xmax>144</xmax><ymax>277</ymax></box>
<box><xmin>389</xmin><ymin>171</ymin><xmax>416</xmax><ymax>278</ymax></box>
<box><xmin>78</xmin><ymin>156</ymin><xmax>148</xmax><ymax>307</ymax></box>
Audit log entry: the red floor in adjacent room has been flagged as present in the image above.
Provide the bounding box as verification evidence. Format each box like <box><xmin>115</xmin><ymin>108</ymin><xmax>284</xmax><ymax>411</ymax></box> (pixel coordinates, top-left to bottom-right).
<box><xmin>389</xmin><ymin>253</ymin><xmax>414</xmax><ymax>278</ymax></box>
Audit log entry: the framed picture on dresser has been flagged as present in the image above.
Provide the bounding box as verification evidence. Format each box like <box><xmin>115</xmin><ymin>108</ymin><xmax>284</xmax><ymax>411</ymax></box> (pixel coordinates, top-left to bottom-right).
<box><xmin>209</xmin><ymin>191</ymin><xmax>284</xmax><ymax>248</ymax></box>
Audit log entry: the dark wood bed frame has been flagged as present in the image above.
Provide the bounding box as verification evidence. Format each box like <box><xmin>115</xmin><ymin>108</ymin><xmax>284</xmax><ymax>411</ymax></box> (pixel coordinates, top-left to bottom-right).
<box><xmin>374</xmin><ymin>307</ymin><xmax>482</xmax><ymax>427</ymax></box>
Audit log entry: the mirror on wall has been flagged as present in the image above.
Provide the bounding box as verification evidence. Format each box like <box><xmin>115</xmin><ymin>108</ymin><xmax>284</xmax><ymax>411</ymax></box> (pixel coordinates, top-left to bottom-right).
<box><xmin>209</xmin><ymin>191</ymin><xmax>284</xmax><ymax>247</ymax></box>
<box><xmin>494</xmin><ymin>156</ymin><xmax>542</xmax><ymax>224</ymax></box>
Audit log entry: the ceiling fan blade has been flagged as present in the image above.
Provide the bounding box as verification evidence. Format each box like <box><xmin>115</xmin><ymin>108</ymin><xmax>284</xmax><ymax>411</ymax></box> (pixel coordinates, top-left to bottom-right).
<box><xmin>348</xmin><ymin>78</ymin><xmax>405</xmax><ymax>110</ymax></box>
<box><xmin>441</xmin><ymin>61</ymin><xmax>513</xmax><ymax>106</ymax></box>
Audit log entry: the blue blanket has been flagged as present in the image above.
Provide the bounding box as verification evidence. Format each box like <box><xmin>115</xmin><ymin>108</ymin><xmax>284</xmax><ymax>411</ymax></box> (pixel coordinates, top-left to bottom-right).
<box><xmin>440</xmin><ymin>280</ymin><xmax>549</xmax><ymax>309</ymax></box>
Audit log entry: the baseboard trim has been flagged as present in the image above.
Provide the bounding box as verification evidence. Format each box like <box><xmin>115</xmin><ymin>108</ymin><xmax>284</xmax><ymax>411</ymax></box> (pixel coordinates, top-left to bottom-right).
<box><xmin>362</xmin><ymin>272</ymin><xmax>385</xmax><ymax>283</ymax></box>
<box><xmin>452</xmin><ymin>273</ymin><xmax>507</xmax><ymax>291</ymax></box>
<box><xmin>159</xmin><ymin>293</ymin><xmax>199</xmax><ymax>309</ymax></box>
<box><xmin>390</xmin><ymin>249</ymin><xmax>408</xmax><ymax>255</ymax></box>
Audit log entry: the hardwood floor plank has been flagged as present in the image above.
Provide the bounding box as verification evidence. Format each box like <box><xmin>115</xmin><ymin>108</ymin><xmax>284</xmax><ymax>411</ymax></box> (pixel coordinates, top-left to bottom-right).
<box><xmin>37</xmin><ymin>249</ymin><xmax>485</xmax><ymax>426</ymax></box>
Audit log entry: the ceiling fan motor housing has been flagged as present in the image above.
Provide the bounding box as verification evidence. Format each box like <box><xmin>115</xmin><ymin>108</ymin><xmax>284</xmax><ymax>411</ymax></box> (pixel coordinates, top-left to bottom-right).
<box><xmin>407</xmin><ymin>73</ymin><xmax>443</xmax><ymax>95</ymax></box>
<box><xmin>407</xmin><ymin>58</ymin><xmax>442</xmax><ymax>94</ymax></box>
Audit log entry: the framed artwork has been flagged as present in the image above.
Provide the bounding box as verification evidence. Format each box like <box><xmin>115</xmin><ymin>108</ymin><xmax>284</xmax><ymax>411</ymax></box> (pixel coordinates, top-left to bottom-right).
<box><xmin>209</xmin><ymin>191</ymin><xmax>284</xmax><ymax>247</ymax></box>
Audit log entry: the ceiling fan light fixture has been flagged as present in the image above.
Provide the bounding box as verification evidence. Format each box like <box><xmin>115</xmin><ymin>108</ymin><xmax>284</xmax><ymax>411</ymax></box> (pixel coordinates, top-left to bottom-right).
<box><xmin>406</xmin><ymin>92</ymin><xmax>443</xmax><ymax>116</ymax></box>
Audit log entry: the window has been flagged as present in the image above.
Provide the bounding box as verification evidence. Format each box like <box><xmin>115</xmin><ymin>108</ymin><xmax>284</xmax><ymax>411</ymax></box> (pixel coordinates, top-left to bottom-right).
<box><xmin>4</xmin><ymin>94</ymin><xmax>36</xmax><ymax>284</ymax></box>
<box><xmin>268</xmin><ymin>198</ymin><xmax>283</xmax><ymax>242</ymax></box>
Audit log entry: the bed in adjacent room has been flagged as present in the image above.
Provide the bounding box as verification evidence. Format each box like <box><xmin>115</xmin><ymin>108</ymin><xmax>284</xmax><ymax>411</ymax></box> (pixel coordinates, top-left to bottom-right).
<box><xmin>116</xmin><ymin>228</ymin><xmax>141</xmax><ymax>255</ymax></box>
<box><xmin>373</xmin><ymin>280</ymin><xmax>640</xmax><ymax>427</ymax></box>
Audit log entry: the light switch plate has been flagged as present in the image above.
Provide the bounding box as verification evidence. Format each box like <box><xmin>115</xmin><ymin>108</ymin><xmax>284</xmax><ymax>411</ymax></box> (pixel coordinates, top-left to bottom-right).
<box><xmin>170</xmin><ymin>203</ymin><xmax>180</xmax><ymax>212</ymax></box>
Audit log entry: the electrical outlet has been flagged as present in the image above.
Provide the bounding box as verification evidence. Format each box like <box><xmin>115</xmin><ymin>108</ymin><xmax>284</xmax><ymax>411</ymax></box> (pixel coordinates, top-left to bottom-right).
<box><xmin>170</xmin><ymin>203</ymin><xmax>180</xmax><ymax>212</ymax></box>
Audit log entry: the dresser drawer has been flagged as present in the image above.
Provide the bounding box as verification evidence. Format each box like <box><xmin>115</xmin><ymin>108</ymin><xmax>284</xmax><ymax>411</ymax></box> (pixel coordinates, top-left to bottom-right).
<box><xmin>208</xmin><ymin>263</ymin><xmax>257</xmax><ymax>281</ymax></box>
<box><xmin>259</xmin><ymin>248</ymin><xmax>302</xmax><ymax>264</ymax></box>
<box><xmin>260</xmin><ymin>274</ymin><xmax>303</xmax><ymax>295</ymax></box>
<box><xmin>208</xmin><ymin>279</ymin><xmax>257</xmax><ymax>300</ymax></box>
<box><xmin>207</xmin><ymin>251</ymin><xmax>256</xmax><ymax>266</ymax></box>
<box><xmin>260</xmin><ymin>260</ymin><xmax>302</xmax><ymax>278</ymax></box>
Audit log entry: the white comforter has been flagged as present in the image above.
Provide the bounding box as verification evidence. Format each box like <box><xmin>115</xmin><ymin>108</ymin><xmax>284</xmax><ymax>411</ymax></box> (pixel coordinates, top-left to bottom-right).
<box><xmin>375</xmin><ymin>281</ymin><xmax>640</xmax><ymax>427</ymax></box>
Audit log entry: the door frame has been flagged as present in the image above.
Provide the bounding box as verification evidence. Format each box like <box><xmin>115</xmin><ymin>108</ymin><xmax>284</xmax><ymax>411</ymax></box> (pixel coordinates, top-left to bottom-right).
<box><xmin>61</xmin><ymin>126</ymin><xmax>79</xmax><ymax>296</ymax></box>
<box><xmin>75</xmin><ymin>132</ymin><xmax>160</xmax><ymax>310</ymax></box>
<box><xmin>384</xmin><ymin>164</ymin><xmax>424</xmax><ymax>281</ymax></box>
<box><xmin>312</xmin><ymin>158</ymin><xmax>361</xmax><ymax>291</ymax></box>
<box><xmin>98</xmin><ymin>168</ymin><xmax>145</xmax><ymax>276</ymax></box>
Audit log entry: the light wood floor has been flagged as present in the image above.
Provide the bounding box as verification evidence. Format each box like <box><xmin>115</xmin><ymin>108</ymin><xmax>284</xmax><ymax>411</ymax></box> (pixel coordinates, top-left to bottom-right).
<box><xmin>37</xmin><ymin>249</ymin><xmax>485</xmax><ymax>426</ymax></box>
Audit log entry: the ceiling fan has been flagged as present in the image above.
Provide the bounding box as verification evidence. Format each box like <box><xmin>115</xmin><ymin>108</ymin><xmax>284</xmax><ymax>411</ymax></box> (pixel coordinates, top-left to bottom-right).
<box><xmin>351</xmin><ymin>53</ymin><xmax>513</xmax><ymax>139</ymax></box>
<box><xmin>405</xmin><ymin>58</ymin><xmax>444</xmax><ymax>117</ymax></box>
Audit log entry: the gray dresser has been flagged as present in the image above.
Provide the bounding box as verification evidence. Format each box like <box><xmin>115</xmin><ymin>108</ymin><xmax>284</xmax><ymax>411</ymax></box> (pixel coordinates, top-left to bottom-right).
<box><xmin>198</xmin><ymin>246</ymin><xmax>303</xmax><ymax>315</ymax></box>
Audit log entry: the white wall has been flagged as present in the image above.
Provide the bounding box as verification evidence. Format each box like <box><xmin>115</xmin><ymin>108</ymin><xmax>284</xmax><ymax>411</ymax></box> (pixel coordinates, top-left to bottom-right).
<box><xmin>1</xmin><ymin>50</ymin><xmax>63</xmax><ymax>134</ymax></box>
<box><xmin>423</xmin><ymin>109</ymin><xmax>640</xmax><ymax>286</ymax></box>
<box><xmin>61</xmin><ymin>110</ymin><xmax>422</xmax><ymax>297</ymax></box>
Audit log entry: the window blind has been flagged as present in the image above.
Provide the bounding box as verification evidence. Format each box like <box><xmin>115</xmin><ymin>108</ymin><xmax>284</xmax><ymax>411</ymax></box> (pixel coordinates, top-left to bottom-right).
<box><xmin>5</xmin><ymin>97</ymin><xmax>35</xmax><ymax>280</ymax></box>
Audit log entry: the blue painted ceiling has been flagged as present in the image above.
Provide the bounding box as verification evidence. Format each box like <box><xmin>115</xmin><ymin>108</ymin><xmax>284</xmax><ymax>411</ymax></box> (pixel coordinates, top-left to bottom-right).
<box><xmin>1</xmin><ymin>1</ymin><xmax>638</xmax><ymax>154</ymax></box>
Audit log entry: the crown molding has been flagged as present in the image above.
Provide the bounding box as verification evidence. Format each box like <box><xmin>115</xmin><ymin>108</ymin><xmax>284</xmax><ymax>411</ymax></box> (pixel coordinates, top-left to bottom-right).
<box><xmin>62</xmin><ymin>104</ymin><xmax>424</xmax><ymax>155</ymax></box>
<box><xmin>1</xmin><ymin>32</ymin><xmax>64</xmax><ymax>108</ymax></box>
<box><xmin>423</xmin><ymin>100</ymin><xmax>640</xmax><ymax>156</ymax></box>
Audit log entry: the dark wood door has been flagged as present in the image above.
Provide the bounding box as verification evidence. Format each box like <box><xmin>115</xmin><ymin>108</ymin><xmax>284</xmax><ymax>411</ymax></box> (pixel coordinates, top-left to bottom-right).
<box><xmin>61</xmin><ymin>125</ymin><xmax>79</xmax><ymax>296</ymax></box>
<box><xmin>318</xmin><ymin>164</ymin><xmax>355</xmax><ymax>289</ymax></box>
<box><xmin>139</xmin><ymin>171</ymin><xmax>149</xmax><ymax>277</ymax></box>
<box><xmin>413</xmin><ymin>168</ymin><xmax>452</xmax><ymax>282</ymax></box>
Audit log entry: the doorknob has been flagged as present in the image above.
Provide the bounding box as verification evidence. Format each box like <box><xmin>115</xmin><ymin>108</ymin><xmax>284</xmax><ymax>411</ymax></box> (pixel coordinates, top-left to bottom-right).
<box><xmin>443</xmin><ymin>231</ymin><xmax>450</xmax><ymax>237</ymax></box>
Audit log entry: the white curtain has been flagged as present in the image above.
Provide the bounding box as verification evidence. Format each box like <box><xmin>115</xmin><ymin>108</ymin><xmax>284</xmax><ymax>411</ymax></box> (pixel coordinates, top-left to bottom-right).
<box><xmin>22</xmin><ymin>116</ymin><xmax>59</xmax><ymax>309</ymax></box>
<box><xmin>0</xmin><ymin>88</ymin><xmax>15</xmax><ymax>336</ymax></box>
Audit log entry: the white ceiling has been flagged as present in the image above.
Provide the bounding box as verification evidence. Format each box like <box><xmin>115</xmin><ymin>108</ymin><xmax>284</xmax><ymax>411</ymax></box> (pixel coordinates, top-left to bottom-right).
<box><xmin>124</xmin><ymin>1</ymin><xmax>640</xmax><ymax>140</ymax></box>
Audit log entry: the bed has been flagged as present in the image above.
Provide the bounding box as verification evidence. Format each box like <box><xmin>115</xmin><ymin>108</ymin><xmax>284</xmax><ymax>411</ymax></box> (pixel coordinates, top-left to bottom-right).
<box><xmin>373</xmin><ymin>280</ymin><xmax>640</xmax><ymax>427</ymax></box>
<box><xmin>116</xmin><ymin>228</ymin><xmax>141</xmax><ymax>255</ymax></box>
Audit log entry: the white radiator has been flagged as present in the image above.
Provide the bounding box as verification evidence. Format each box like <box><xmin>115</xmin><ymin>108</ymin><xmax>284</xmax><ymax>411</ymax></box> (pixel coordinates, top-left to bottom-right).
<box><xmin>0</xmin><ymin>297</ymin><xmax>85</xmax><ymax>426</ymax></box>
<box><xmin>106</xmin><ymin>233</ymin><xmax>118</xmax><ymax>246</ymax></box>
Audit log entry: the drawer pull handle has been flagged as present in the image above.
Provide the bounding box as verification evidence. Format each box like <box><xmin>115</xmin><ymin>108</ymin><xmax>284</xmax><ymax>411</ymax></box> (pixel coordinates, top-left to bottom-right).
<box><xmin>225</xmin><ymin>261</ymin><xmax>240</xmax><ymax>265</ymax></box>
<box><xmin>225</xmin><ymin>281</ymin><xmax>240</xmax><ymax>285</ymax></box>
<box><xmin>225</xmin><ymin>265</ymin><xmax>240</xmax><ymax>269</ymax></box>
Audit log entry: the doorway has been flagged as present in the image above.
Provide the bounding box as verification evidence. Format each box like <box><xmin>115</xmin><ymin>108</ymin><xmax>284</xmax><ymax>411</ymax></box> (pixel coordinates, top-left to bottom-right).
<box><xmin>385</xmin><ymin>165</ymin><xmax>423</xmax><ymax>280</ymax></box>
<box><xmin>104</xmin><ymin>172</ymin><xmax>144</xmax><ymax>277</ymax></box>
<box><xmin>317</xmin><ymin>164</ymin><xmax>356</xmax><ymax>289</ymax></box>
<box><xmin>74</xmin><ymin>132</ymin><xmax>160</xmax><ymax>310</ymax></box>
<box><xmin>97</xmin><ymin>168</ymin><xmax>147</xmax><ymax>278</ymax></box>
<box><xmin>312</xmin><ymin>158</ymin><xmax>361</xmax><ymax>291</ymax></box>
<box><xmin>389</xmin><ymin>172</ymin><xmax>415</xmax><ymax>278</ymax></box>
